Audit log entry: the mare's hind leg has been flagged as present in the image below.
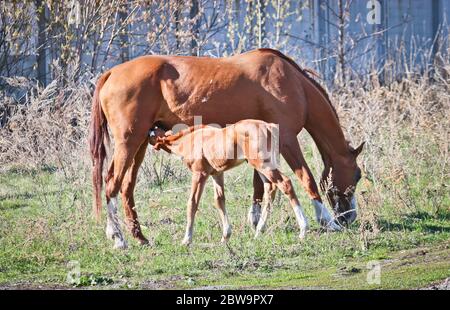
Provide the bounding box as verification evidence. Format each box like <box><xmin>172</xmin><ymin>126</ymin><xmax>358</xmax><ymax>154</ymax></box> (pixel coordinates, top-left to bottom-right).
<box><xmin>120</xmin><ymin>139</ymin><xmax>149</xmax><ymax>245</ymax></box>
<box><xmin>105</xmin><ymin>135</ymin><xmax>148</xmax><ymax>249</ymax></box>
<box><xmin>182</xmin><ymin>171</ymin><xmax>209</xmax><ymax>246</ymax></box>
<box><xmin>280</xmin><ymin>135</ymin><xmax>341</xmax><ymax>231</ymax></box>
<box><xmin>211</xmin><ymin>173</ymin><xmax>231</xmax><ymax>243</ymax></box>
<box><xmin>248</xmin><ymin>170</ymin><xmax>263</xmax><ymax>229</ymax></box>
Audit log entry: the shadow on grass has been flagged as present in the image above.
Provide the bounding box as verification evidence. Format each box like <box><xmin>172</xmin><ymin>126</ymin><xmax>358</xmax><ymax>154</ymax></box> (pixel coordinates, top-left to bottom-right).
<box><xmin>379</xmin><ymin>210</ymin><xmax>450</xmax><ymax>233</ymax></box>
<box><xmin>3</xmin><ymin>165</ymin><xmax>58</xmax><ymax>176</ymax></box>
<box><xmin>0</xmin><ymin>201</ymin><xmax>30</xmax><ymax>211</ymax></box>
<box><xmin>0</xmin><ymin>192</ymin><xmax>37</xmax><ymax>201</ymax></box>
<box><xmin>0</xmin><ymin>188</ymin><xmax>62</xmax><ymax>203</ymax></box>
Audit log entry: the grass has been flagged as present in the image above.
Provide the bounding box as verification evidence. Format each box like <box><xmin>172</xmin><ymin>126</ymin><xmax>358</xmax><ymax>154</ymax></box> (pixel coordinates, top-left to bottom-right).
<box><xmin>0</xmin><ymin>154</ymin><xmax>449</xmax><ymax>289</ymax></box>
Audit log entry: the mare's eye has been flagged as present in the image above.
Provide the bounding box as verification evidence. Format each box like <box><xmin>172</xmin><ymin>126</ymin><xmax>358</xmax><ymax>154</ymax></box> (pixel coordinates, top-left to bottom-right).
<box><xmin>355</xmin><ymin>169</ymin><xmax>361</xmax><ymax>182</ymax></box>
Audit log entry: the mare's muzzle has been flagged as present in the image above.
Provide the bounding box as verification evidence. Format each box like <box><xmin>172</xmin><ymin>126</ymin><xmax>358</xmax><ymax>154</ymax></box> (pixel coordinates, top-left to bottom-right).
<box><xmin>334</xmin><ymin>196</ymin><xmax>357</xmax><ymax>226</ymax></box>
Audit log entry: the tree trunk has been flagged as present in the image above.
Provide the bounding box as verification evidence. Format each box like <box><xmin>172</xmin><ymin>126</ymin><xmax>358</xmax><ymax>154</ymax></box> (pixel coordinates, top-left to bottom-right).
<box><xmin>337</xmin><ymin>0</ymin><xmax>346</xmax><ymax>84</ymax></box>
<box><xmin>190</xmin><ymin>0</ymin><xmax>199</xmax><ymax>56</ymax></box>
<box><xmin>36</xmin><ymin>0</ymin><xmax>47</xmax><ymax>86</ymax></box>
<box><xmin>119</xmin><ymin>4</ymin><xmax>129</xmax><ymax>62</ymax></box>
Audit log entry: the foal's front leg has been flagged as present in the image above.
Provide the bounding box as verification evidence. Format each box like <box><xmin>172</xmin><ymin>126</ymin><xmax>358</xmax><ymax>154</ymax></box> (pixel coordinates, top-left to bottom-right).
<box><xmin>212</xmin><ymin>173</ymin><xmax>232</xmax><ymax>243</ymax></box>
<box><xmin>182</xmin><ymin>171</ymin><xmax>209</xmax><ymax>246</ymax></box>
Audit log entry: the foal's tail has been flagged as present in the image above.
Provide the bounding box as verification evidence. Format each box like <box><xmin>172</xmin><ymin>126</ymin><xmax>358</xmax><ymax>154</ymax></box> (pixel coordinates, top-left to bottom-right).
<box><xmin>89</xmin><ymin>72</ymin><xmax>111</xmax><ymax>220</ymax></box>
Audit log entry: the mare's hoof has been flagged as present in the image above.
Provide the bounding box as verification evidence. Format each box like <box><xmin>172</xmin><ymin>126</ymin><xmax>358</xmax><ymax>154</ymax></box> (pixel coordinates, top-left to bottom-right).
<box><xmin>326</xmin><ymin>220</ymin><xmax>343</xmax><ymax>232</ymax></box>
<box><xmin>113</xmin><ymin>238</ymin><xmax>128</xmax><ymax>250</ymax></box>
<box><xmin>138</xmin><ymin>238</ymin><xmax>152</xmax><ymax>247</ymax></box>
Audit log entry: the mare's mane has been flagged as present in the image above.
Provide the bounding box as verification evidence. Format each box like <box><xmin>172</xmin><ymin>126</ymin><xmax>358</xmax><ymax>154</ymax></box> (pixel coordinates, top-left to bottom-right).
<box><xmin>257</xmin><ymin>48</ymin><xmax>339</xmax><ymax>121</ymax></box>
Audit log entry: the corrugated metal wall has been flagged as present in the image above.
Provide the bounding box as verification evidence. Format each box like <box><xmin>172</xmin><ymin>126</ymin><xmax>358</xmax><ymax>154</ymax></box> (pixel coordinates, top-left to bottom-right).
<box><xmin>301</xmin><ymin>0</ymin><xmax>450</xmax><ymax>80</ymax></box>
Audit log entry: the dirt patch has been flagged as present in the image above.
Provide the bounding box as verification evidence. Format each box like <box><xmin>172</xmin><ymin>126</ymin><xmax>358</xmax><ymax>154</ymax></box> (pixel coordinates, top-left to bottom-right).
<box><xmin>0</xmin><ymin>282</ymin><xmax>75</xmax><ymax>290</ymax></box>
<box><xmin>421</xmin><ymin>278</ymin><xmax>450</xmax><ymax>290</ymax></box>
<box><xmin>140</xmin><ymin>276</ymin><xmax>185</xmax><ymax>289</ymax></box>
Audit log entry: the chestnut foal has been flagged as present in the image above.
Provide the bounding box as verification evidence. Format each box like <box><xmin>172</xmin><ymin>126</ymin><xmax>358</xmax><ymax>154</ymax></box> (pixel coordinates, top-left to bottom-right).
<box><xmin>149</xmin><ymin>120</ymin><xmax>309</xmax><ymax>245</ymax></box>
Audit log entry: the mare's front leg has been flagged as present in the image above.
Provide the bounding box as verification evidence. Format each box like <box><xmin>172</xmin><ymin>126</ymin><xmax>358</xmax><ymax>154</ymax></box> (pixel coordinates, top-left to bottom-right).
<box><xmin>212</xmin><ymin>173</ymin><xmax>232</xmax><ymax>243</ymax></box>
<box><xmin>182</xmin><ymin>171</ymin><xmax>209</xmax><ymax>246</ymax></box>
<box><xmin>280</xmin><ymin>134</ymin><xmax>341</xmax><ymax>231</ymax></box>
<box><xmin>257</xmin><ymin>169</ymin><xmax>309</xmax><ymax>239</ymax></box>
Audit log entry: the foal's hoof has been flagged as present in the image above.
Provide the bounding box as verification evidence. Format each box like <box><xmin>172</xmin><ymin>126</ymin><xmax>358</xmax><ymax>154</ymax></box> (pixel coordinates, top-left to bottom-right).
<box><xmin>181</xmin><ymin>238</ymin><xmax>192</xmax><ymax>246</ymax></box>
<box><xmin>253</xmin><ymin>231</ymin><xmax>261</xmax><ymax>240</ymax></box>
<box><xmin>298</xmin><ymin>231</ymin><xmax>307</xmax><ymax>240</ymax></box>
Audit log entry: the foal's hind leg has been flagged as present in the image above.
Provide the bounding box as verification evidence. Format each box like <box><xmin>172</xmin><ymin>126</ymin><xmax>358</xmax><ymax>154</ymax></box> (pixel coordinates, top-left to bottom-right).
<box><xmin>212</xmin><ymin>173</ymin><xmax>231</xmax><ymax>243</ymax></box>
<box><xmin>120</xmin><ymin>139</ymin><xmax>149</xmax><ymax>245</ymax></box>
<box><xmin>280</xmin><ymin>135</ymin><xmax>341</xmax><ymax>231</ymax></box>
<box><xmin>254</xmin><ymin>173</ymin><xmax>277</xmax><ymax>238</ymax></box>
<box><xmin>256</xmin><ymin>168</ymin><xmax>309</xmax><ymax>239</ymax></box>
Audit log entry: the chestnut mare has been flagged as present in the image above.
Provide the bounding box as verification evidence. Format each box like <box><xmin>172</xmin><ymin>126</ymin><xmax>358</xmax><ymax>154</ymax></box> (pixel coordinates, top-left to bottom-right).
<box><xmin>89</xmin><ymin>48</ymin><xmax>364</xmax><ymax>249</ymax></box>
<box><xmin>149</xmin><ymin>120</ymin><xmax>309</xmax><ymax>245</ymax></box>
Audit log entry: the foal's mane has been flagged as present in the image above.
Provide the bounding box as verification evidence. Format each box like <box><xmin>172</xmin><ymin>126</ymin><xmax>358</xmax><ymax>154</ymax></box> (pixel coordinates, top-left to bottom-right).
<box><xmin>257</xmin><ymin>48</ymin><xmax>339</xmax><ymax>121</ymax></box>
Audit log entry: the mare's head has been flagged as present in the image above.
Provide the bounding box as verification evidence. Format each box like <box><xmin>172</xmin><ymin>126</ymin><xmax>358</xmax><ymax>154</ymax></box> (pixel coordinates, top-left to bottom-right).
<box><xmin>323</xmin><ymin>142</ymin><xmax>365</xmax><ymax>226</ymax></box>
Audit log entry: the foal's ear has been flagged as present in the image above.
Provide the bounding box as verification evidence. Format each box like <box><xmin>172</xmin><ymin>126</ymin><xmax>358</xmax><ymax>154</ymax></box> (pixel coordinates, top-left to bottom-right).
<box><xmin>352</xmin><ymin>141</ymin><xmax>365</xmax><ymax>157</ymax></box>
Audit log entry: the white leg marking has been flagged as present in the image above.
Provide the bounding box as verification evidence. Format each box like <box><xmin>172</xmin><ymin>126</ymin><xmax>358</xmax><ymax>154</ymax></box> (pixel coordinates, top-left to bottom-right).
<box><xmin>254</xmin><ymin>183</ymin><xmax>273</xmax><ymax>238</ymax></box>
<box><xmin>106</xmin><ymin>197</ymin><xmax>128</xmax><ymax>249</ymax></box>
<box><xmin>221</xmin><ymin>211</ymin><xmax>232</xmax><ymax>243</ymax></box>
<box><xmin>247</xmin><ymin>202</ymin><xmax>261</xmax><ymax>230</ymax></box>
<box><xmin>293</xmin><ymin>204</ymin><xmax>309</xmax><ymax>239</ymax></box>
<box><xmin>312</xmin><ymin>199</ymin><xmax>342</xmax><ymax>231</ymax></box>
<box><xmin>106</xmin><ymin>217</ymin><xmax>115</xmax><ymax>240</ymax></box>
<box><xmin>181</xmin><ymin>228</ymin><xmax>193</xmax><ymax>246</ymax></box>
<box><xmin>255</xmin><ymin>206</ymin><xmax>270</xmax><ymax>238</ymax></box>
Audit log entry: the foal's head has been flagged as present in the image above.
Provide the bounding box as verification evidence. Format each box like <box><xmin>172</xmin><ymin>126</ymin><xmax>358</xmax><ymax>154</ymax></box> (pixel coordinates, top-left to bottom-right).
<box><xmin>149</xmin><ymin>127</ymin><xmax>173</xmax><ymax>153</ymax></box>
<box><xmin>322</xmin><ymin>142</ymin><xmax>365</xmax><ymax>226</ymax></box>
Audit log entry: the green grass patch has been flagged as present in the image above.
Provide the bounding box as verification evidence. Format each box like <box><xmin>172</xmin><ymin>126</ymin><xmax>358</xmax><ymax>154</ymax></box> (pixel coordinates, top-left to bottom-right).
<box><xmin>0</xmin><ymin>163</ymin><xmax>449</xmax><ymax>289</ymax></box>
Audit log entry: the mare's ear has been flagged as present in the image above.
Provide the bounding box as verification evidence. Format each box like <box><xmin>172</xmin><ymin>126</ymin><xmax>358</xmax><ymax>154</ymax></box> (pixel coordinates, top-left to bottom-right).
<box><xmin>352</xmin><ymin>141</ymin><xmax>365</xmax><ymax>157</ymax></box>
